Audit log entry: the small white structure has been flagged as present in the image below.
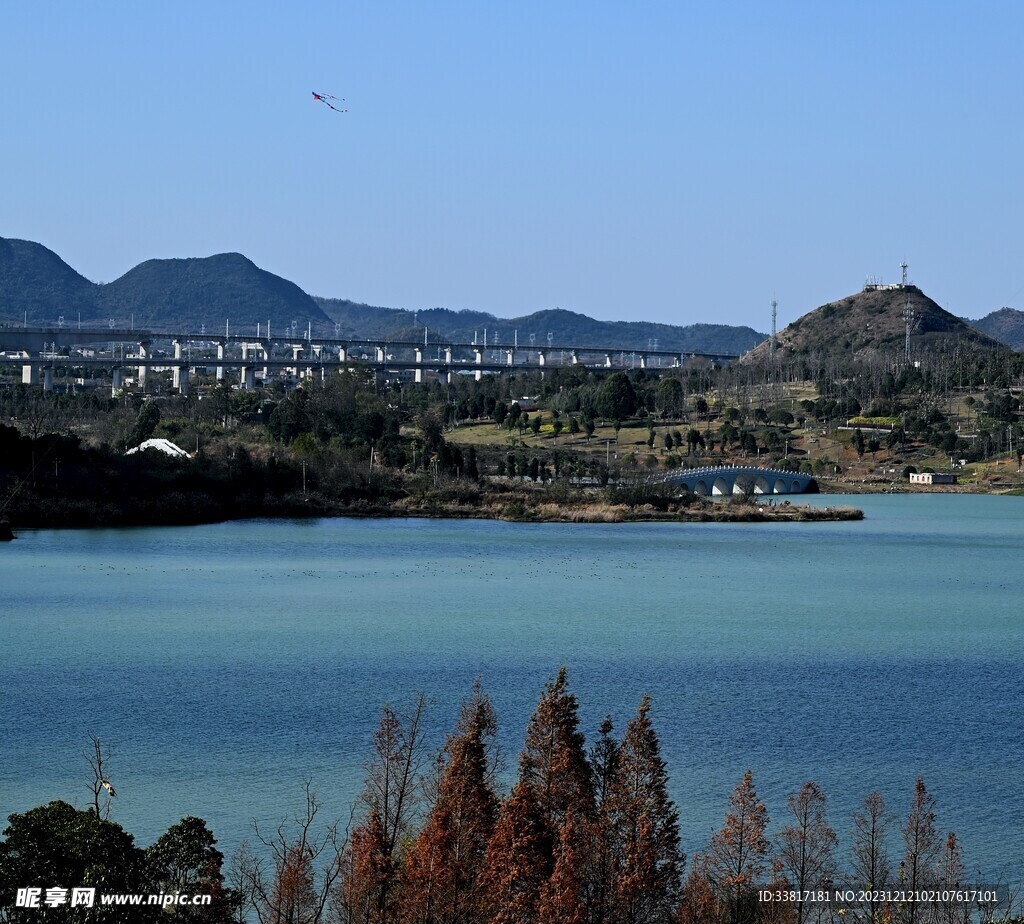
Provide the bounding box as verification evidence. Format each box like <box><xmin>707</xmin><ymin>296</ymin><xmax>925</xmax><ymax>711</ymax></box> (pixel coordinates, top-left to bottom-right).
<box><xmin>125</xmin><ymin>438</ymin><xmax>191</xmax><ymax>459</ymax></box>
<box><xmin>909</xmin><ymin>472</ymin><xmax>957</xmax><ymax>485</ymax></box>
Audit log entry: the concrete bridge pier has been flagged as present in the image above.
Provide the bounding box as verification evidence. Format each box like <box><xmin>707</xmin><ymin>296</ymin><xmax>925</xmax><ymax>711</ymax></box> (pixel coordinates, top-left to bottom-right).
<box><xmin>506</xmin><ymin>348</ymin><xmax>515</xmax><ymax>366</ymax></box>
<box><xmin>173</xmin><ymin>339</ymin><xmax>184</xmax><ymax>360</ymax></box>
<box><xmin>43</xmin><ymin>366</ymin><xmax>54</xmax><ymax>392</ymax></box>
<box><xmin>240</xmin><ymin>366</ymin><xmax>255</xmax><ymax>390</ymax></box>
<box><xmin>414</xmin><ymin>348</ymin><xmax>424</xmax><ymax>383</ymax></box>
<box><xmin>112</xmin><ymin>367</ymin><xmax>123</xmax><ymax>396</ymax></box>
<box><xmin>173</xmin><ymin>365</ymin><xmax>190</xmax><ymax>395</ymax></box>
<box><xmin>570</xmin><ymin>350</ymin><xmax>580</xmax><ymax>365</ymax></box>
<box><xmin>473</xmin><ymin>348</ymin><xmax>483</xmax><ymax>381</ymax></box>
<box><xmin>216</xmin><ymin>343</ymin><xmax>225</xmax><ymax>381</ymax></box>
<box><xmin>22</xmin><ymin>364</ymin><xmax>39</xmax><ymax>386</ymax></box>
<box><xmin>337</xmin><ymin>345</ymin><xmax>347</xmax><ymax>362</ymax></box>
<box><xmin>639</xmin><ymin>354</ymin><xmax>648</xmax><ymax>369</ymax></box>
<box><xmin>374</xmin><ymin>346</ymin><xmax>386</xmax><ymax>364</ymax></box>
<box><xmin>605</xmin><ymin>353</ymin><xmax>613</xmax><ymax>367</ymax></box>
<box><xmin>137</xmin><ymin>341</ymin><xmax>151</xmax><ymax>390</ymax></box>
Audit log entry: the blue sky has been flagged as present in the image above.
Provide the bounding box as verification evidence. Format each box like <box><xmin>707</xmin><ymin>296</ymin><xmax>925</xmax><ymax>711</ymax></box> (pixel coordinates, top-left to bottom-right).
<box><xmin>3</xmin><ymin>1</ymin><xmax>1022</xmax><ymax>329</ymax></box>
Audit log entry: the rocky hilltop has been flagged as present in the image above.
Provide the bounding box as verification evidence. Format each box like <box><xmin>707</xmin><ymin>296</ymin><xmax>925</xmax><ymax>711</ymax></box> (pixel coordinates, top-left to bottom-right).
<box><xmin>745</xmin><ymin>284</ymin><xmax>1002</xmax><ymax>362</ymax></box>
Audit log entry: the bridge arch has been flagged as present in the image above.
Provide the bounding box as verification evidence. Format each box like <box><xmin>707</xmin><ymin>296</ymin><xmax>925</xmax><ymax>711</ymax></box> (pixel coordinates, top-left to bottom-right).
<box><xmin>694</xmin><ymin>480</ymin><xmax>709</xmax><ymax>496</ymax></box>
<box><xmin>733</xmin><ymin>474</ymin><xmax>753</xmax><ymax>495</ymax></box>
<box><xmin>754</xmin><ymin>476</ymin><xmax>770</xmax><ymax>494</ymax></box>
<box><xmin>712</xmin><ymin>476</ymin><xmax>730</xmax><ymax>496</ymax></box>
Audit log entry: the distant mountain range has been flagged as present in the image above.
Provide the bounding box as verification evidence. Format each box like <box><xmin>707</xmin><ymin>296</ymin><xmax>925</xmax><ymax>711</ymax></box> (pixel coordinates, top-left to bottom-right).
<box><xmin>0</xmin><ymin>238</ymin><xmax>328</xmax><ymax>333</ymax></box>
<box><xmin>4</xmin><ymin>236</ymin><xmax>1022</xmax><ymax>355</ymax></box>
<box><xmin>0</xmin><ymin>236</ymin><xmax>766</xmax><ymax>353</ymax></box>
<box><xmin>314</xmin><ymin>298</ymin><xmax>766</xmax><ymax>353</ymax></box>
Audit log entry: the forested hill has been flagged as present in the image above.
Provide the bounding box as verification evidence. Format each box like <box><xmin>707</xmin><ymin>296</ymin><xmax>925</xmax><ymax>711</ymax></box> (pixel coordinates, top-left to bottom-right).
<box><xmin>1</xmin><ymin>236</ymin><xmax>765</xmax><ymax>350</ymax></box>
<box><xmin>971</xmin><ymin>307</ymin><xmax>1024</xmax><ymax>351</ymax></box>
<box><xmin>745</xmin><ymin>285</ymin><xmax>1003</xmax><ymax>362</ymax></box>
<box><xmin>100</xmin><ymin>253</ymin><xmax>330</xmax><ymax>331</ymax></box>
<box><xmin>0</xmin><ymin>237</ymin><xmax>98</xmax><ymax>323</ymax></box>
<box><xmin>314</xmin><ymin>299</ymin><xmax>767</xmax><ymax>353</ymax></box>
<box><xmin>0</xmin><ymin>238</ymin><xmax>329</xmax><ymax>332</ymax></box>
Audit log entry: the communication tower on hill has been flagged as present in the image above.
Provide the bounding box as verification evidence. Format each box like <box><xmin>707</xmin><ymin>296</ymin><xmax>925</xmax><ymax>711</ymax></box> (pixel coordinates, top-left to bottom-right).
<box><xmin>770</xmin><ymin>298</ymin><xmax>778</xmax><ymax>363</ymax></box>
<box><xmin>903</xmin><ymin>297</ymin><xmax>916</xmax><ymax>363</ymax></box>
<box><xmin>901</xmin><ymin>261</ymin><xmax>909</xmax><ymax>287</ymax></box>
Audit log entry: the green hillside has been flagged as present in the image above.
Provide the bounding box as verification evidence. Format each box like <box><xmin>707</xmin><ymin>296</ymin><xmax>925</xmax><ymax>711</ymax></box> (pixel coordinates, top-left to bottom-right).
<box><xmin>971</xmin><ymin>307</ymin><xmax>1024</xmax><ymax>351</ymax></box>
<box><xmin>99</xmin><ymin>253</ymin><xmax>330</xmax><ymax>332</ymax></box>
<box><xmin>0</xmin><ymin>238</ymin><xmax>100</xmax><ymax>323</ymax></box>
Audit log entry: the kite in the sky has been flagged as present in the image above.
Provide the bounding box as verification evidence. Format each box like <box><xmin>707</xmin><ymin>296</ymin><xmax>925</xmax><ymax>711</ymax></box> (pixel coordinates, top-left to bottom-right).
<box><xmin>312</xmin><ymin>91</ymin><xmax>347</xmax><ymax>113</ymax></box>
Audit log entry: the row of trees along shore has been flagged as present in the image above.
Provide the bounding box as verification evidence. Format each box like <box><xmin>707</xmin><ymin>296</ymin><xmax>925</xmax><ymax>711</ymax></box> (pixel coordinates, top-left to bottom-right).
<box><xmin>2</xmin><ymin>672</ymin><xmax>1018</xmax><ymax>924</ymax></box>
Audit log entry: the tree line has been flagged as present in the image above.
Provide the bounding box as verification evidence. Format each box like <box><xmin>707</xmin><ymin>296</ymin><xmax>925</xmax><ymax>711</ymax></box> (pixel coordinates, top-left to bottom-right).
<box><xmin>2</xmin><ymin>673</ymin><xmax>1017</xmax><ymax>924</ymax></box>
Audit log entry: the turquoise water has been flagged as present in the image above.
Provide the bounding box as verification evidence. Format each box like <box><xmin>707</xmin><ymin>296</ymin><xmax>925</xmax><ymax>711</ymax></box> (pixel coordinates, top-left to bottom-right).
<box><xmin>1</xmin><ymin>495</ymin><xmax>1022</xmax><ymax>880</ymax></box>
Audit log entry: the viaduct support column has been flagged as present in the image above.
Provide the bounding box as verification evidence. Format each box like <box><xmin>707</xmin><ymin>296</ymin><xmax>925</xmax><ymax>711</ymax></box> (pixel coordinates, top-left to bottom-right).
<box><xmin>174</xmin><ymin>365</ymin><xmax>190</xmax><ymax>395</ymax></box>
<box><xmin>240</xmin><ymin>366</ymin><xmax>255</xmax><ymax>390</ymax></box>
<box><xmin>137</xmin><ymin>341</ymin><xmax>150</xmax><ymax>390</ymax></box>
<box><xmin>473</xmin><ymin>348</ymin><xmax>483</xmax><ymax>381</ymax></box>
<box><xmin>216</xmin><ymin>343</ymin><xmax>225</xmax><ymax>381</ymax></box>
<box><xmin>112</xmin><ymin>367</ymin><xmax>123</xmax><ymax>396</ymax></box>
<box><xmin>43</xmin><ymin>366</ymin><xmax>54</xmax><ymax>392</ymax></box>
<box><xmin>22</xmin><ymin>364</ymin><xmax>39</xmax><ymax>386</ymax></box>
<box><xmin>414</xmin><ymin>348</ymin><xmax>423</xmax><ymax>383</ymax></box>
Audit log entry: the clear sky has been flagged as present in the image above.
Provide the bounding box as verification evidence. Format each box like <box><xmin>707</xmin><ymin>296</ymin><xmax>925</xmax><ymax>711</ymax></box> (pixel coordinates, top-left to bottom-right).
<box><xmin>3</xmin><ymin>1</ymin><xmax>1023</xmax><ymax>330</ymax></box>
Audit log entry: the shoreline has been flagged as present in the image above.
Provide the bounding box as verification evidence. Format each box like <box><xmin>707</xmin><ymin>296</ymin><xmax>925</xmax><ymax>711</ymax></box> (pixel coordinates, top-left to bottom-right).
<box><xmin>2</xmin><ymin>495</ymin><xmax>864</xmax><ymax>532</ymax></box>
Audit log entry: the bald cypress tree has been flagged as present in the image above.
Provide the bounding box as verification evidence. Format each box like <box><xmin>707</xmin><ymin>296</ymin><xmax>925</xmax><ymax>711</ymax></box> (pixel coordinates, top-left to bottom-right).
<box><xmin>478</xmin><ymin>781</ymin><xmax>549</xmax><ymax>924</ymax></box>
<box><xmin>850</xmin><ymin>791</ymin><xmax>891</xmax><ymax>924</ymax></box>
<box><xmin>608</xmin><ymin>696</ymin><xmax>683</xmax><ymax>924</ymax></box>
<box><xmin>899</xmin><ymin>778</ymin><xmax>940</xmax><ymax>924</ymax></box>
<box><xmin>536</xmin><ymin>810</ymin><xmax>591</xmax><ymax>924</ymax></box>
<box><xmin>774</xmin><ymin>782</ymin><xmax>837</xmax><ymax>924</ymax></box>
<box><xmin>518</xmin><ymin>668</ymin><xmax>595</xmax><ymax>853</ymax></box>
<box><xmin>590</xmin><ymin>716</ymin><xmax>621</xmax><ymax>924</ymax></box>
<box><xmin>706</xmin><ymin>770</ymin><xmax>770</xmax><ymax>924</ymax></box>
<box><xmin>401</xmin><ymin>685</ymin><xmax>500</xmax><ymax>924</ymax></box>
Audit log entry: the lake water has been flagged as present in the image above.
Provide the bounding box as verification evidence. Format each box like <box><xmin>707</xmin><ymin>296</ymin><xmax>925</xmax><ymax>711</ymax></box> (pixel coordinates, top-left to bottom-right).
<box><xmin>1</xmin><ymin>494</ymin><xmax>1022</xmax><ymax>883</ymax></box>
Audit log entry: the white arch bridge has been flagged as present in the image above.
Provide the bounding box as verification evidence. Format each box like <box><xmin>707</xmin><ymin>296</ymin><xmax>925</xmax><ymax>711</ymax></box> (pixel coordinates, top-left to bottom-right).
<box><xmin>659</xmin><ymin>466</ymin><xmax>818</xmax><ymax>496</ymax></box>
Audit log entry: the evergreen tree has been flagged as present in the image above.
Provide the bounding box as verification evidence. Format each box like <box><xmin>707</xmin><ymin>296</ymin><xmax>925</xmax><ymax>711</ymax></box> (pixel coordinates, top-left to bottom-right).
<box><xmin>146</xmin><ymin>816</ymin><xmax>240</xmax><ymax>922</ymax></box>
